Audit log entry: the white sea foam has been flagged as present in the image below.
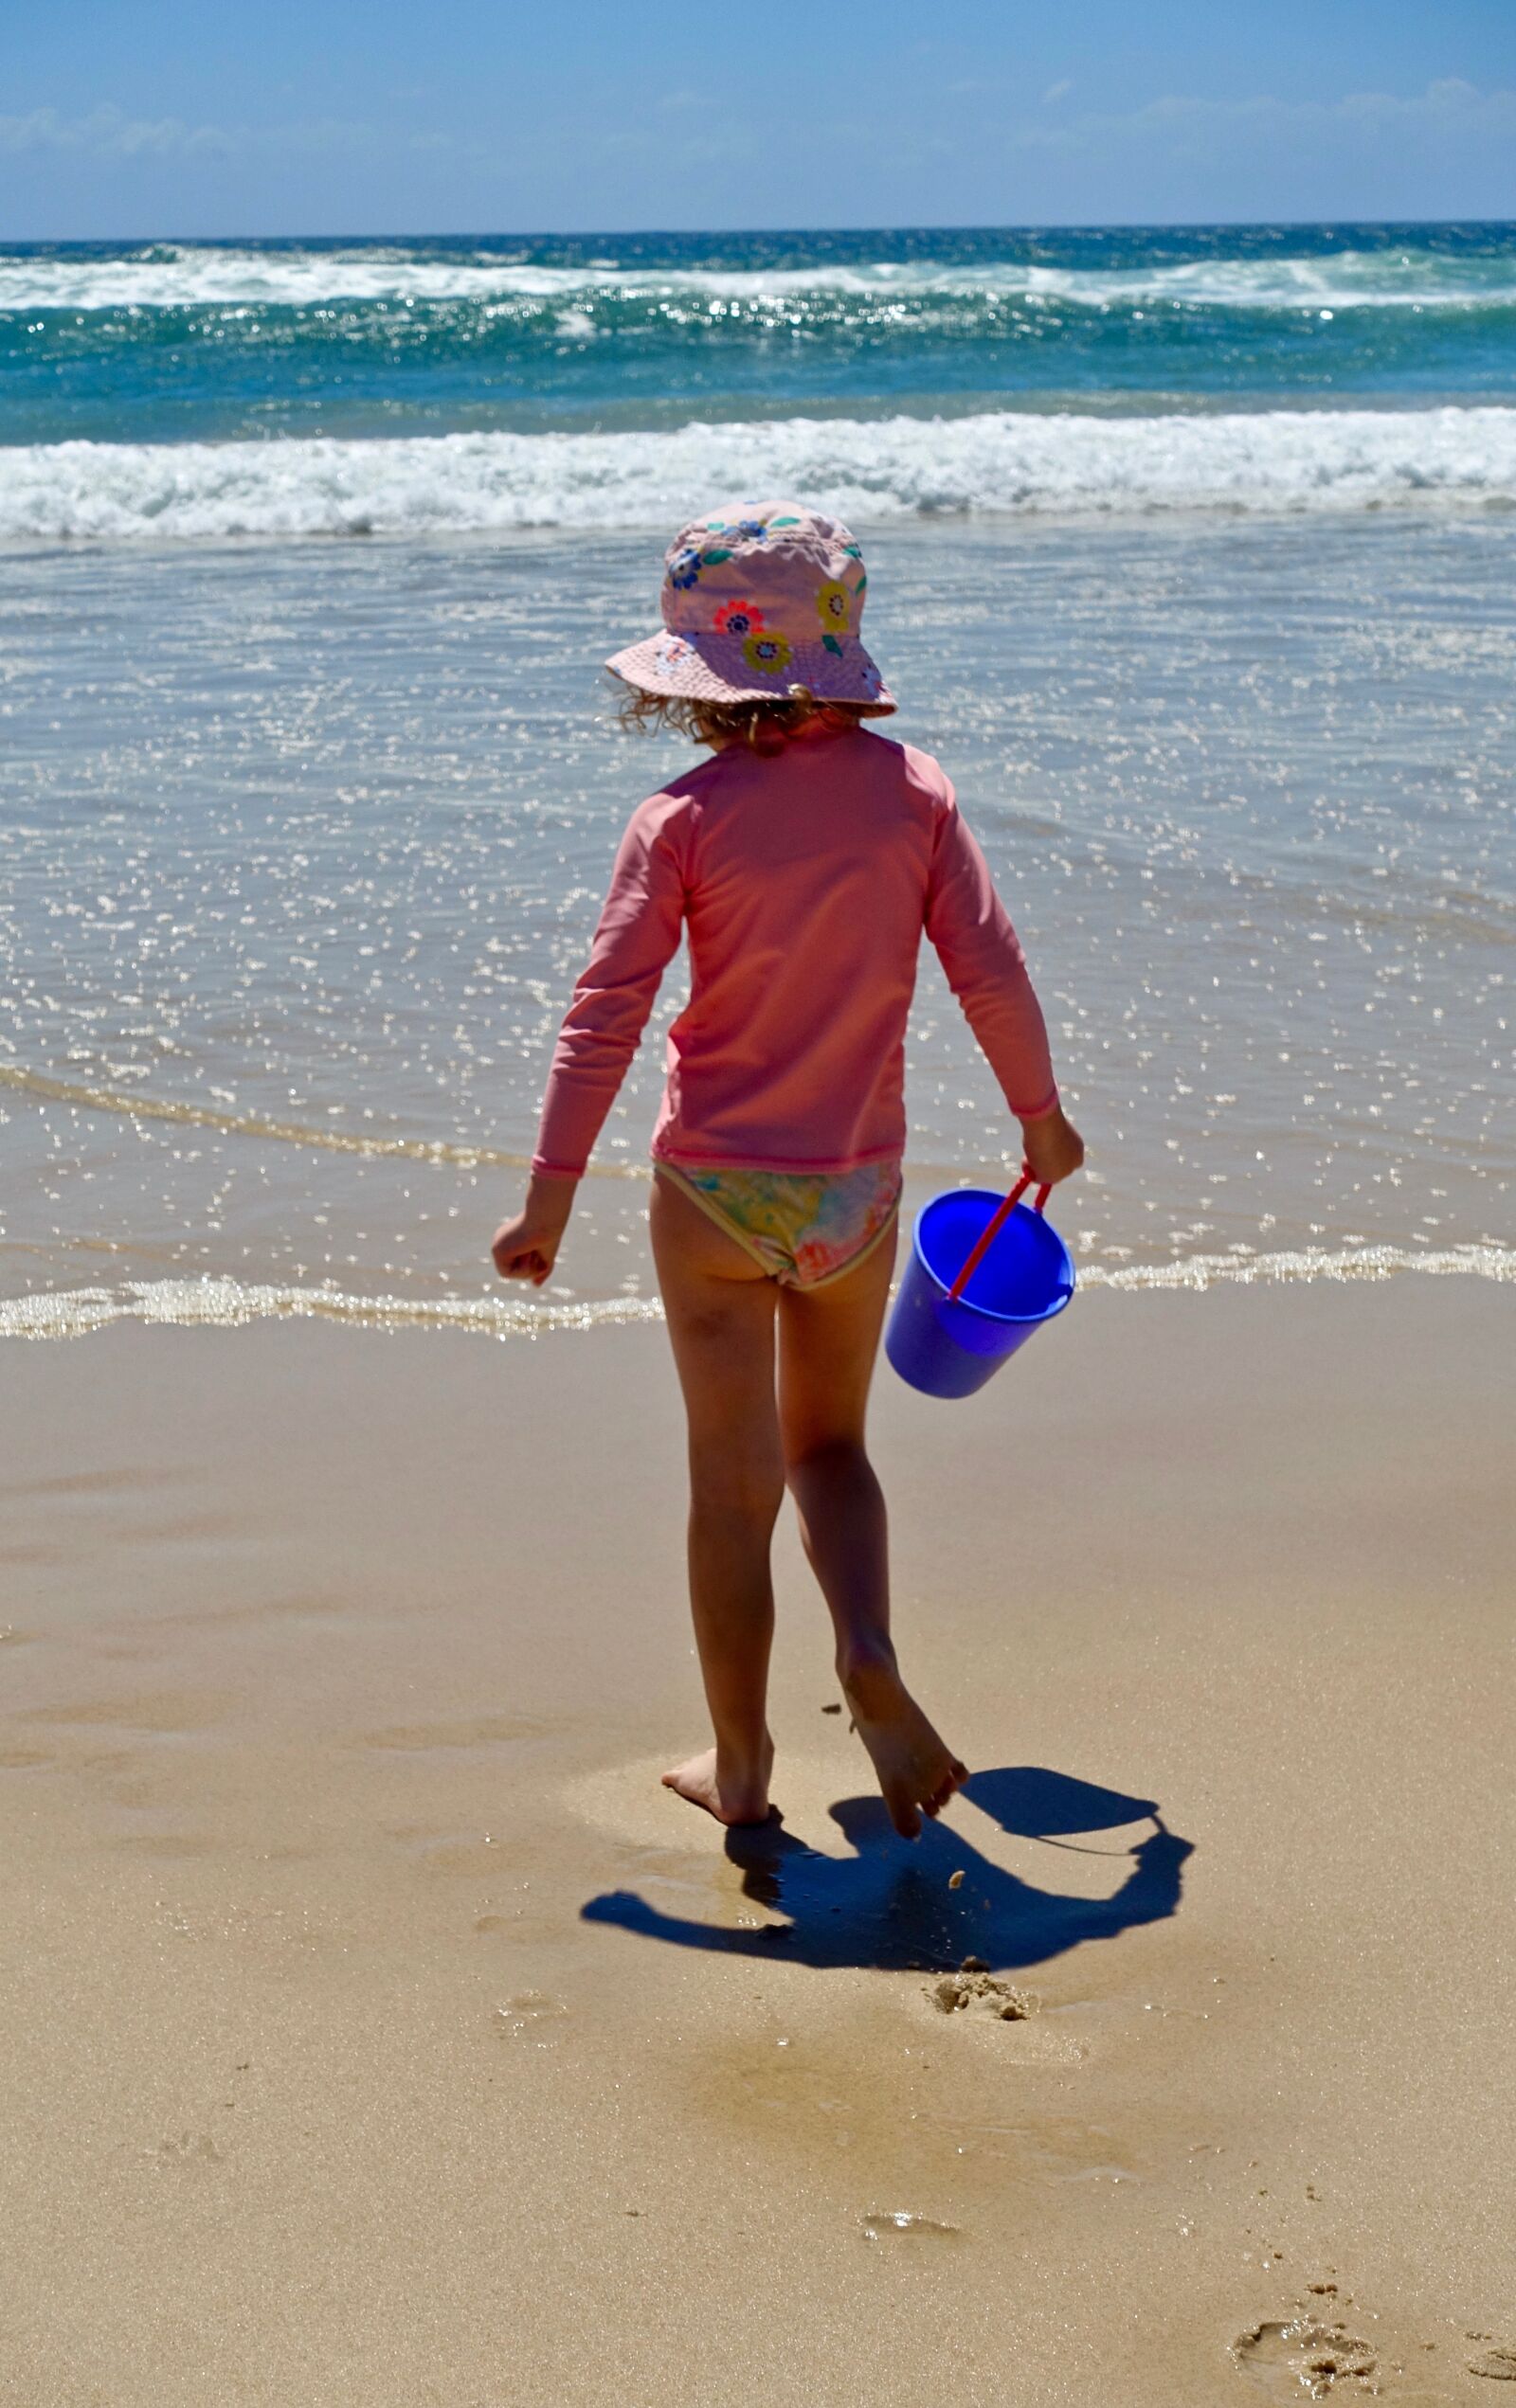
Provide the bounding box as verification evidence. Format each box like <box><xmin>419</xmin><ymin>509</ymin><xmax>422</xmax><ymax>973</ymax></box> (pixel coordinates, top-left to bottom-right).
<box><xmin>5</xmin><ymin>245</ymin><xmax>1515</xmax><ymax>314</ymax></box>
<box><xmin>0</xmin><ymin>1278</ymin><xmax>667</xmax><ymax>1343</ymax></box>
<box><xmin>4</xmin><ymin>1244</ymin><xmax>1511</xmax><ymax>1344</ymax></box>
<box><xmin>1021</xmin><ymin>251</ymin><xmax>1516</xmax><ymax>311</ymax></box>
<box><xmin>1079</xmin><ymin>1242</ymin><xmax>1516</xmax><ymax>1292</ymax></box>
<box><xmin>6</xmin><ymin>405</ymin><xmax>1516</xmax><ymax>540</ymax></box>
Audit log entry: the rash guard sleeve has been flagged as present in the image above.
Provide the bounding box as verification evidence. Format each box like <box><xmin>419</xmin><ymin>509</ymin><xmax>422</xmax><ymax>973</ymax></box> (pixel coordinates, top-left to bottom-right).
<box><xmin>531</xmin><ymin>795</ymin><xmax>689</xmax><ymax>1178</ymax></box>
<box><xmin>923</xmin><ymin>788</ymin><xmax>1059</xmax><ymax>1123</ymax></box>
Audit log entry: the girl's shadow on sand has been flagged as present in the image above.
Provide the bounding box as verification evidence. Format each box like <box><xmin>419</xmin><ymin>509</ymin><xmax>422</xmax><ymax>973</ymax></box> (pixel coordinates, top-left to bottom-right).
<box><xmin>582</xmin><ymin>1767</ymin><xmax>1192</xmax><ymax>1975</ymax></box>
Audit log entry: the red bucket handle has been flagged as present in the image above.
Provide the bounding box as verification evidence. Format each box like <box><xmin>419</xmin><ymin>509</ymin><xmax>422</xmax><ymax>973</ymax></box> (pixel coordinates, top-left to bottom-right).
<box><xmin>947</xmin><ymin>1169</ymin><xmax>1052</xmax><ymax>1304</ymax></box>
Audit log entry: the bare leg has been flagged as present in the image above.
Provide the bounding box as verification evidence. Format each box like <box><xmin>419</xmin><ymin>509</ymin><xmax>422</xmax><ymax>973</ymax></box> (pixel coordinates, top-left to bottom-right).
<box><xmin>778</xmin><ymin>1227</ymin><xmax>966</xmax><ymax>1839</ymax></box>
<box><xmin>649</xmin><ymin>1174</ymin><xmax>785</xmax><ymax>1826</ymax></box>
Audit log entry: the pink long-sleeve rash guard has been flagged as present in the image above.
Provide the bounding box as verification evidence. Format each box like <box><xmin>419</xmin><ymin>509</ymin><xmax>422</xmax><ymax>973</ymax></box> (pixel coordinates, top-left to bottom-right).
<box><xmin>531</xmin><ymin>725</ymin><xmax>1058</xmax><ymax>1181</ymax></box>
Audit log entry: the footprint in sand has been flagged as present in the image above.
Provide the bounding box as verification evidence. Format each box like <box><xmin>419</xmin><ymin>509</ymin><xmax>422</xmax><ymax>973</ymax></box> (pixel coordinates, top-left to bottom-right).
<box><xmin>358</xmin><ymin>1714</ymin><xmax>545</xmax><ymax>1752</ymax></box>
<box><xmin>1233</xmin><ymin>2316</ymin><xmax>1376</xmax><ymax>2399</ymax></box>
<box><xmin>146</xmin><ymin>2132</ymin><xmax>224</xmax><ymax>2167</ymax></box>
<box><xmin>1468</xmin><ymin>2344</ymin><xmax>1516</xmax><ymax>2382</ymax></box>
<box><xmin>3</xmin><ymin>1466</ymin><xmax>178</xmax><ymax>1500</ymax></box>
<box><xmin>111</xmin><ymin>1831</ymin><xmax>222</xmax><ymax>1859</ymax></box>
<box><xmin>160</xmin><ymin>1591</ymin><xmax>348</xmax><ymax>1633</ymax></box>
<box><xmin>495</xmin><ymin>1991</ymin><xmax>568</xmax><ymax>2041</ymax></box>
<box><xmin>18</xmin><ymin>1691</ymin><xmax>228</xmax><ymax>1734</ymax></box>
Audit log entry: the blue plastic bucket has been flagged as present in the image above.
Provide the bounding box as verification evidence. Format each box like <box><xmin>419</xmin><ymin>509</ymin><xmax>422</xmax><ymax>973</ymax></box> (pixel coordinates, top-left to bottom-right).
<box><xmin>886</xmin><ymin>1185</ymin><xmax>1075</xmax><ymax>1399</ymax></box>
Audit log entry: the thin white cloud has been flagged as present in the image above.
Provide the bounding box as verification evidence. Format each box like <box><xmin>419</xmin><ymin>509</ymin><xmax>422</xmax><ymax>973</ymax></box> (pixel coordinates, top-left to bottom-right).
<box><xmin>0</xmin><ymin>101</ymin><xmax>456</xmax><ymax>164</ymax></box>
<box><xmin>1014</xmin><ymin>76</ymin><xmax>1516</xmax><ymax>160</ymax></box>
<box><xmin>0</xmin><ymin>104</ymin><xmax>232</xmax><ymax>158</ymax></box>
<box><xmin>1041</xmin><ymin>81</ymin><xmax>1074</xmax><ymax>107</ymax></box>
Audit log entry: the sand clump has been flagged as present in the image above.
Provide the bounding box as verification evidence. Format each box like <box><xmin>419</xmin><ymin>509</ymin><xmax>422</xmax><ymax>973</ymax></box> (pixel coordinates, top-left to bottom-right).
<box><xmin>928</xmin><ymin>1961</ymin><xmax>1037</xmax><ymax>2022</ymax></box>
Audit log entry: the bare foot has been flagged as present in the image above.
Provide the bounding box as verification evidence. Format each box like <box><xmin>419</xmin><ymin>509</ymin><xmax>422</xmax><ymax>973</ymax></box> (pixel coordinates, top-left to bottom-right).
<box><xmin>841</xmin><ymin>1656</ymin><xmax>966</xmax><ymax>1840</ymax></box>
<box><xmin>661</xmin><ymin>1741</ymin><xmax>773</xmax><ymax>1827</ymax></box>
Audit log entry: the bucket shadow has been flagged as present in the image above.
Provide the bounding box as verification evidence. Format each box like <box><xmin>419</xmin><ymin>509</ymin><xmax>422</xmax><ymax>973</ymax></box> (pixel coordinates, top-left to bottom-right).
<box><xmin>581</xmin><ymin>1766</ymin><xmax>1192</xmax><ymax>1975</ymax></box>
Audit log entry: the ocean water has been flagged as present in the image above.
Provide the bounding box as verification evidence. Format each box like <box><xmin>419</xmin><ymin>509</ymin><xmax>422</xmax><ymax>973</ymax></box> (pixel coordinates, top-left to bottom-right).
<box><xmin>2</xmin><ymin>225</ymin><xmax>1514</xmax><ymax>1336</ymax></box>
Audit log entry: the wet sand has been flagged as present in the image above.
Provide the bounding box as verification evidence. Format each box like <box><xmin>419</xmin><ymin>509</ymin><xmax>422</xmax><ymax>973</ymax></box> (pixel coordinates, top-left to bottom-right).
<box><xmin>2</xmin><ymin>1273</ymin><xmax>1512</xmax><ymax>2406</ymax></box>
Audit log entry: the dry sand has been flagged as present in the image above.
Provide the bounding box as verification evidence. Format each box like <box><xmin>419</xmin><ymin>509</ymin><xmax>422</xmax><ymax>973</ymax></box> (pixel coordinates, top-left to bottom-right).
<box><xmin>1</xmin><ymin>1272</ymin><xmax>1512</xmax><ymax>2406</ymax></box>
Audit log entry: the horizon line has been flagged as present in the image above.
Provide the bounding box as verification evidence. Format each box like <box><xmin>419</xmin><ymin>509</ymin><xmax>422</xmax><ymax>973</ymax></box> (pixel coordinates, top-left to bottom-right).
<box><xmin>7</xmin><ymin>212</ymin><xmax>1516</xmax><ymax>250</ymax></box>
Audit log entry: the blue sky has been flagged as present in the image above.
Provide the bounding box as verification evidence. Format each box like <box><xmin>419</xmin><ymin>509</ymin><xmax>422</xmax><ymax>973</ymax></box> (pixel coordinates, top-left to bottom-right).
<box><xmin>3</xmin><ymin>1</ymin><xmax>1515</xmax><ymax>239</ymax></box>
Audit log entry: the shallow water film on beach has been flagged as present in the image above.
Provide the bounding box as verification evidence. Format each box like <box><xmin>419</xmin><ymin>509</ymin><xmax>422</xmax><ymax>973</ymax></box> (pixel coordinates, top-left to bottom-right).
<box><xmin>2</xmin><ymin>225</ymin><xmax>1514</xmax><ymax>1332</ymax></box>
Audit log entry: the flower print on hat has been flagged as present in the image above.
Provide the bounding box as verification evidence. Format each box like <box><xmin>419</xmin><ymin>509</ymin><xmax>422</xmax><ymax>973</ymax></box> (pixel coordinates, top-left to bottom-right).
<box><xmin>605</xmin><ymin>500</ymin><xmax>895</xmax><ymax>714</ymax></box>
<box><xmin>713</xmin><ymin>599</ymin><xmax>765</xmax><ymax>638</ymax></box>
<box><xmin>815</xmin><ymin>579</ymin><xmax>852</xmax><ymax>635</ymax></box>
<box><xmin>742</xmin><ymin>631</ymin><xmax>792</xmax><ymax>675</ymax></box>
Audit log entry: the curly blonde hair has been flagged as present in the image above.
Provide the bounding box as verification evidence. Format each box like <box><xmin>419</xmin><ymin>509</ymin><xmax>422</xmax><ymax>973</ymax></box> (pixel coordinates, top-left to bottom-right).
<box><xmin>614</xmin><ymin>681</ymin><xmax>875</xmax><ymax>757</ymax></box>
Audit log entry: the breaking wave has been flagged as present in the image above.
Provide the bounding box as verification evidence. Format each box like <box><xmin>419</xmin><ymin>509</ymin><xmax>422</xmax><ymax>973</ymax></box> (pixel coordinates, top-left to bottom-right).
<box><xmin>8</xmin><ymin>404</ymin><xmax>1516</xmax><ymax>540</ymax></box>
<box><xmin>7</xmin><ymin>243</ymin><xmax>1516</xmax><ymax>314</ymax></box>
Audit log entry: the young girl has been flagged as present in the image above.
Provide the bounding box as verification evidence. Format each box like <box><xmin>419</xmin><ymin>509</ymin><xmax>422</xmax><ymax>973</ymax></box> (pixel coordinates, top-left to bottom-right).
<box><xmin>492</xmin><ymin>503</ymin><xmax>1082</xmax><ymax>1838</ymax></box>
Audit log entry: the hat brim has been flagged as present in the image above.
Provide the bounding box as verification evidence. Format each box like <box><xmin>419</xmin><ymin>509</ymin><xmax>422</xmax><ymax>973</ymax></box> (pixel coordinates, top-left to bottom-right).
<box><xmin>606</xmin><ymin>626</ymin><xmax>895</xmax><ymax>715</ymax></box>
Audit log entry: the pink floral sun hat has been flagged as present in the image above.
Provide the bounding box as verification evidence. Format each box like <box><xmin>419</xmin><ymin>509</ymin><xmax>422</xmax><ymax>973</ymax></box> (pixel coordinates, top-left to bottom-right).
<box><xmin>606</xmin><ymin>500</ymin><xmax>895</xmax><ymax>714</ymax></box>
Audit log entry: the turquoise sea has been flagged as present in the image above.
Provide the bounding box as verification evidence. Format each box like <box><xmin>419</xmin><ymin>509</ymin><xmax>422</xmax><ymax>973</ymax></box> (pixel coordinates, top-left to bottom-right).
<box><xmin>2</xmin><ymin>224</ymin><xmax>1513</xmax><ymax>1333</ymax></box>
<box><xmin>8</xmin><ymin>223</ymin><xmax>1516</xmax><ymax>453</ymax></box>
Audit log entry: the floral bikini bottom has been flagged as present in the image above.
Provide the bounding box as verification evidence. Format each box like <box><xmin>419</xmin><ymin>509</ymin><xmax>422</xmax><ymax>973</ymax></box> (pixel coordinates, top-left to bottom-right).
<box><xmin>656</xmin><ymin>1158</ymin><xmax>903</xmax><ymax>1289</ymax></box>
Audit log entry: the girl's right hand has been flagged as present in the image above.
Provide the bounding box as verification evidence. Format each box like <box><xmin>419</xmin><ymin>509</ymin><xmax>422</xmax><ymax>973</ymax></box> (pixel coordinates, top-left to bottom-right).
<box><xmin>1019</xmin><ymin>1105</ymin><xmax>1085</xmax><ymax>1187</ymax></box>
<box><xmin>491</xmin><ymin>1176</ymin><xmax>577</xmax><ymax>1285</ymax></box>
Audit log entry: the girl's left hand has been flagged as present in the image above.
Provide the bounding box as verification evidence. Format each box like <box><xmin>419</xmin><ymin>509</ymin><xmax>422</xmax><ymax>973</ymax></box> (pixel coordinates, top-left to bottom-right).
<box><xmin>1019</xmin><ymin>1103</ymin><xmax>1085</xmax><ymax>1188</ymax></box>
<box><xmin>492</xmin><ymin>1176</ymin><xmax>577</xmax><ymax>1285</ymax></box>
